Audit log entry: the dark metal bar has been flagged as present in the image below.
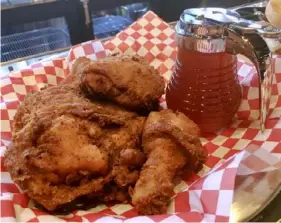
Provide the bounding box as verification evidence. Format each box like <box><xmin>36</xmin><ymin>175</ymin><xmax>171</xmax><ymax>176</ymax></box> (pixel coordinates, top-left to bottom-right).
<box><xmin>64</xmin><ymin>0</ymin><xmax>94</xmax><ymax>44</ymax></box>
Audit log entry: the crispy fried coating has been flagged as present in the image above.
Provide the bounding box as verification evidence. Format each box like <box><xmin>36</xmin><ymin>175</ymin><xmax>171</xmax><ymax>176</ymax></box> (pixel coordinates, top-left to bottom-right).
<box><xmin>5</xmin><ymin>56</ymin><xmax>207</xmax><ymax>215</ymax></box>
<box><xmin>76</xmin><ymin>55</ymin><xmax>165</xmax><ymax>113</ymax></box>
<box><xmin>132</xmin><ymin>109</ymin><xmax>208</xmax><ymax>215</ymax></box>
<box><xmin>5</xmin><ymin>81</ymin><xmax>145</xmax><ymax>211</ymax></box>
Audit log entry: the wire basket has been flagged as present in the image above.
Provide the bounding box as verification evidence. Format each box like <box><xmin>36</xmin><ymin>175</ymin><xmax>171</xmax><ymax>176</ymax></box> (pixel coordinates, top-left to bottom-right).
<box><xmin>1</xmin><ymin>27</ymin><xmax>71</xmax><ymax>62</ymax></box>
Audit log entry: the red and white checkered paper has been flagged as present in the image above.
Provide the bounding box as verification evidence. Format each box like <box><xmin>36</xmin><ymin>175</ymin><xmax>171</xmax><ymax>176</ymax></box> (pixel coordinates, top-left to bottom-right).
<box><xmin>1</xmin><ymin>11</ymin><xmax>281</xmax><ymax>223</ymax></box>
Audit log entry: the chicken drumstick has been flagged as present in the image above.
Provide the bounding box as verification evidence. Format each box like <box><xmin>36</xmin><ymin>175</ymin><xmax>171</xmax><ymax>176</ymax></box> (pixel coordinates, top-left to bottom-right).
<box><xmin>132</xmin><ymin>109</ymin><xmax>207</xmax><ymax>215</ymax></box>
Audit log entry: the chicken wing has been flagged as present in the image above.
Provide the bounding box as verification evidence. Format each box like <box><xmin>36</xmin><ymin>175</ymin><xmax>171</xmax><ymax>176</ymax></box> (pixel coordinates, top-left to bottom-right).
<box><xmin>75</xmin><ymin>55</ymin><xmax>165</xmax><ymax>113</ymax></box>
<box><xmin>132</xmin><ymin>109</ymin><xmax>208</xmax><ymax>215</ymax></box>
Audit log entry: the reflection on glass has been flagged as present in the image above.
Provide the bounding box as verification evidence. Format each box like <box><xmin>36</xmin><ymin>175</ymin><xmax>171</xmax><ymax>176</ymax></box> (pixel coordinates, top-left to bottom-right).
<box><xmin>92</xmin><ymin>2</ymin><xmax>150</xmax><ymax>39</ymax></box>
<box><xmin>1</xmin><ymin>17</ymin><xmax>71</xmax><ymax>62</ymax></box>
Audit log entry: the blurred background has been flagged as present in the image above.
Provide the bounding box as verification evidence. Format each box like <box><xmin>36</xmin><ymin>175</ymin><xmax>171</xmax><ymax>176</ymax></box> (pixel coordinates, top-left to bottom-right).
<box><xmin>0</xmin><ymin>0</ymin><xmax>263</xmax><ymax>73</ymax></box>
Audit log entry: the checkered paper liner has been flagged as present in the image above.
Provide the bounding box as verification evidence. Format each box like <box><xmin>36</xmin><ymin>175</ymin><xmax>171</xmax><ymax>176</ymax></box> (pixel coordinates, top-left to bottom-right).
<box><xmin>1</xmin><ymin>11</ymin><xmax>281</xmax><ymax>223</ymax></box>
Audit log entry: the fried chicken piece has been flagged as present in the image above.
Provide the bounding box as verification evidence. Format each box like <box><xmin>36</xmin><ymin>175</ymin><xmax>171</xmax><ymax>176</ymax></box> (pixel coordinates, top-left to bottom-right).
<box><xmin>5</xmin><ymin>83</ymin><xmax>146</xmax><ymax>211</ymax></box>
<box><xmin>100</xmin><ymin>117</ymin><xmax>146</xmax><ymax>188</ymax></box>
<box><xmin>132</xmin><ymin>110</ymin><xmax>208</xmax><ymax>215</ymax></box>
<box><xmin>75</xmin><ymin>55</ymin><xmax>165</xmax><ymax>113</ymax></box>
<box><xmin>25</xmin><ymin>115</ymin><xmax>108</xmax><ymax>176</ymax></box>
<box><xmin>13</xmin><ymin>83</ymin><xmax>138</xmax><ymax>134</ymax></box>
<box><xmin>99</xmin><ymin>184</ymin><xmax>130</xmax><ymax>203</ymax></box>
<box><xmin>111</xmin><ymin>166</ymin><xmax>140</xmax><ymax>187</ymax></box>
<box><xmin>109</xmin><ymin>148</ymin><xmax>145</xmax><ymax>188</ymax></box>
<box><xmin>119</xmin><ymin>148</ymin><xmax>146</xmax><ymax>167</ymax></box>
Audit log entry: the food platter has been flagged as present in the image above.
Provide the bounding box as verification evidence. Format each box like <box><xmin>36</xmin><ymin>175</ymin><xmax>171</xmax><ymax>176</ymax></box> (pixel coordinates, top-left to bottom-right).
<box><xmin>1</xmin><ymin>5</ymin><xmax>281</xmax><ymax>223</ymax></box>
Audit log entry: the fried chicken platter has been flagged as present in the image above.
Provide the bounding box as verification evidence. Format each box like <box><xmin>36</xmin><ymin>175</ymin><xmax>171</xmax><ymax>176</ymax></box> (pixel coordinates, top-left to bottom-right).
<box><xmin>5</xmin><ymin>55</ymin><xmax>207</xmax><ymax>215</ymax></box>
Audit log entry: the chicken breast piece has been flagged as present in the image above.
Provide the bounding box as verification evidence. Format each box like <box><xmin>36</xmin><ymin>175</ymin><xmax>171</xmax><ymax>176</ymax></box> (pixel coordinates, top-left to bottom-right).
<box><xmin>5</xmin><ymin>82</ymin><xmax>146</xmax><ymax>211</ymax></box>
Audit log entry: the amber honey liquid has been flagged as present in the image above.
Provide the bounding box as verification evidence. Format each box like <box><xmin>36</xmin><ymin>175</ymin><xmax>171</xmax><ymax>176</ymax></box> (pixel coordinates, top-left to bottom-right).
<box><xmin>166</xmin><ymin>48</ymin><xmax>242</xmax><ymax>133</ymax></box>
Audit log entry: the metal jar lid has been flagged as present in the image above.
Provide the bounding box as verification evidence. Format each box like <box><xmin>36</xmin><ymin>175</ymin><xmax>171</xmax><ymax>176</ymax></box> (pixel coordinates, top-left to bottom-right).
<box><xmin>175</xmin><ymin>8</ymin><xmax>243</xmax><ymax>53</ymax></box>
<box><xmin>176</xmin><ymin>8</ymin><xmax>241</xmax><ymax>38</ymax></box>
